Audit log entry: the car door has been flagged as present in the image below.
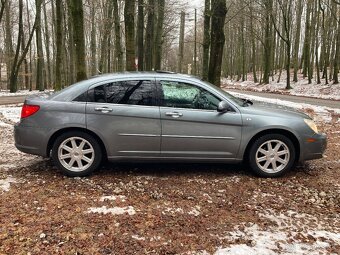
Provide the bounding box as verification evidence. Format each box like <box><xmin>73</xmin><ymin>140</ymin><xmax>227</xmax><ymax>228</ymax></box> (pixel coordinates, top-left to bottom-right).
<box><xmin>158</xmin><ymin>79</ymin><xmax>242</xmax><ymax>159</ymax></box>
<box><xmin>85</xmin><ymin>78</ymin><xmax>161</xmax><ymax>158</ymax></box>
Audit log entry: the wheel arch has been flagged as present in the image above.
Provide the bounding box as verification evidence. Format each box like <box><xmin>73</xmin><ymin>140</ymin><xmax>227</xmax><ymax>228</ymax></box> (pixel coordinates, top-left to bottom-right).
<box><xmin>46</xmin><ymin>127</ymin><xmax>108</xmax><ymax>160</ymax></box>
<box><xmin>243</xmin><ymin>128</ymin><xmax>300</xmax><ymax>163</ymax></box>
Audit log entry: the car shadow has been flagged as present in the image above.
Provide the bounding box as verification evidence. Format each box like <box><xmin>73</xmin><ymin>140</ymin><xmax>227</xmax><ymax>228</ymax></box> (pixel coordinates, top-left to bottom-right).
<box><xmin>17</xmin><ymin>157</ymin><xmax>317</xmax><ymax>180</ymax></box>
<box><xmin>97</xmin><ymin>161</ymin><xmax>252</xmax><ymax>178</ymax></box>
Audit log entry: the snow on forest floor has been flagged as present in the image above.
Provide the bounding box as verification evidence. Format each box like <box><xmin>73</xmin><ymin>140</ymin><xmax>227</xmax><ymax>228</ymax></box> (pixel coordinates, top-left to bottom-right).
<box><xmin>222</xmin><ymin>72</ymin><xmax>340</xmax><ymax>101</ymax></box>
<box><xmin>0</xmin><ymin>89</ymin><xmax>54</xmax><ymax>97</ymax></box>
<box><xmin>228</xmin><ymin>91</ymin><xmax>340</xmax><ymax>123</ymax></box>
<box><xmin>0</xmin><ymin>98</ymin><xmax>339</xmax><ymax>254</ymax></box>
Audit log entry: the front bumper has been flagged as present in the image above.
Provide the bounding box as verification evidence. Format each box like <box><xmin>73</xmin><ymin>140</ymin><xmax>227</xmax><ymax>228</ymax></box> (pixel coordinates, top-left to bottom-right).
<box><xmin>300</xmin><ymin>132</ymin><xmax>327</xmax><ymax>162</ymax></box>
<box><xmin>14</xmin><ymin>123</ymin><xmax>49</xmax><ymax>157</ymax></box>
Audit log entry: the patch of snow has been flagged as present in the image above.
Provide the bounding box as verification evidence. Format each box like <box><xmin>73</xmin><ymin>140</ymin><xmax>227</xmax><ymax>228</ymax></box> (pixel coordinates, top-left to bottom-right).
<box><xmin>0</xmin><ymin>176</ymin><xmax>17</xmax><ymax>192</ymax></box>
<box><xmin>150</xmin><ymin>236</ymin><xmax>162</xmax><ymax>241</ymax></box>
<box><xmin>0</xmin><ymin>120</ymin><xmax>12</xmax><ymax>127</ymax></box>
<box><xmin>87</xmin><ymin>205</ymin><xmax>136</xmax><ymax>215</ymax></box>
<box><xmin>0</xmin><ymin>163</ymin><xmax>17</xmax><ymax>171</ymax></box>
<box><xmin>131</xmin><ymin>235</ymin><xmax>146</xmax><ymax>241</ymax></box>
<box><xmin>215</xmin><ymin>223</ymin><xmax>338</xmax><ymax>255</ymax></box>
<box><xmin>99</xmin><ymin>195</ymin><xmax>127</xmax><ymax>202</ymax></box>
<box><xmin>228</xmin><ymin>91</ymin><xmax>339</xmax><ymax>123</ymax></box>
<box><xmin>163</xmin><ymin>207</ymin><xmax>184</xmax><ymax>214</ymax></box>
<box><xmin>188</xmin><ymin>206</ymin><xmax>201</xmax><ymax>216</ymax></box>
<box><xmin>0</xmin><ymin>106</ymin><xmax>21</xmax><ymax>123</ymax></box>
<box><xmin>0</xmin><ymin>89</ymin><xmax>54</xmax><ymax>97</ymax></box>
<box><xmin>162</xmin><ymin>206</ymin><xmax>201</xmax><ymax>216</ymax></box>
<box><xmin>221</xmin><ymin>72</ymin><xmax>340</xmax><ymax>100</ymax></box>
<box><xmin>215</xmin><ymin>205</ymin><xmax>340</xmax><ymax>255</ymax></box>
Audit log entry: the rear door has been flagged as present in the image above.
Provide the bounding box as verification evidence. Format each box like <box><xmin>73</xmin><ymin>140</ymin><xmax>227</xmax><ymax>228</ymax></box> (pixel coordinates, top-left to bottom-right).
<box><xmin>157</xmin><ymin>79</ymin><xmax>242</xmax><ymax>159</ymax></box>
<box><xmin>85</xmin><ymin>78</ymin><xmax>161</xmax><ymax>158</ymax></box>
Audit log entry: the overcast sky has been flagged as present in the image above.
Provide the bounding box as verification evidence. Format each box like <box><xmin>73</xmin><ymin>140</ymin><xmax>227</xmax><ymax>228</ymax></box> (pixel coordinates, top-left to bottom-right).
<box><xmin>182</xmin><ymin>0</ymin><xmax>204</xmax><ymax>12</ymax></box>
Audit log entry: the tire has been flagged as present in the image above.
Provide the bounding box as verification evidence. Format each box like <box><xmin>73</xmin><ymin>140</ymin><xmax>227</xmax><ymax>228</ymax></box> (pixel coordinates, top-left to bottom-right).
<box><xmin>52</xmin><ymin>131</ymin><xmax>102</xmax><ymax>177</ymax></box>
<box><xmin>248</xmin><ymin>134</ymin><xmax>296</xmax><ymax>178</ymax></box>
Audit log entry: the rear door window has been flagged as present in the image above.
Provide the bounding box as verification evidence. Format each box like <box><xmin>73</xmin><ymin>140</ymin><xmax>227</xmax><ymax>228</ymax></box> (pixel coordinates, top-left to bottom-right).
<box><xmin>87</xmin><ymin>80</ymin><xmax>157</xmax><ymax>106</ymax></box>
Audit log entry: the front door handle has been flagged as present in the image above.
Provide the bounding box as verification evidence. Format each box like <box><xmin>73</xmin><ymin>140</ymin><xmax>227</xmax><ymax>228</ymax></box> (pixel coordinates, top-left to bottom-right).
<box><xmin>165</xmin><ymin>112</ymin><xmax>183</xmax><ymax>118</ymax></box>
<box><xmin>95</xmin><ymin>107</ymin><xmax>113</xmax><ymax>113</ymax></box>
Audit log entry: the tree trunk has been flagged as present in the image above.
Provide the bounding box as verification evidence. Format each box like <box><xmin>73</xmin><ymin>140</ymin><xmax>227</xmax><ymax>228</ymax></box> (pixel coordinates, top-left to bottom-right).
<box><xmin>65</xmin><ymin>1</ymin><xmax>75</xmax><ymax>84</ymax></box>
<box><xmin>333</xmin><ymin>21</ymin><xmax>340</xmax><ymax>84</ymax></box>
<box><xmin>249</xmin><ymin>3</ymin><xmax>257</xmax><ymax>83</ymax></box>
<box><xmin>90</xmin><ymin>2</ymin><xmax>97</xmax><ymax>75</ymax></box>
<box><xmin>9</xmin><ymin>0</ymin><xmax>23</xmax><ymax>92</ymax></box>
<box><xmin>113</xmin><ymin>0</ymin><xmax>123</xmax><ymax>71</ymax></box>
<box><xmin>315</xmin><ymin>0</ymin><xmax>321</xmax><ymax>84</ymax></box>
<box><xmin>21</xmin><ymin>7</ymin><xmax>29</xmax><ymax>90</ymax></box>
<box><xmin>302</xmin><ymin>1</ymin><xmax>311</xmax><ymax>78</ymax></box>
<box><xmin>43</xmin><ymin>1</ymin><xmax>52</xmax><ymax>88</ymax></box>
<box><xmin>240</xmin><ymin>16</ymin><xmax>246</xmax><ymax>81</ymax></box>
<box><xmin>202</xmin><ymin>0</ymin><xmax>210</xmax><ymax>80</ymax></box>
<box><xmin>26</xmin><ymin>0</ymin><xmax>33</xmax><ymax>91</ymax></box>
<box><xmin>35</xmin><ymin>0</ymin><xmax>44</xmax><ymax>91</ymax></box>
<box><xmin>68</xmin><ymin>0</ymin><xmax>87</xmax><ymax>81</ymax></box>
<box><xmin>0</xmin><ymin>0</ymin><xmax>7</xmax><ymax>24</ymax></box>
<box><xmin>145</xmin><ymin>0</ymin><xmax>155</xmax><ymax>71</ymax></box>
<box><xmin>4</xmin><ymin>0</ymin><xmax>13</xmax><ymax>90</ymax></box>
<box><xmin>263</xmin><ymin>0</ymin><xmax>273</xmax><ymax>84</ymax></box>
<box><xmin>124</xmin><ymin>0</ymin><xmax>136</xmax><ymax>71</ymax></box>
<box><xmin>293</xmin><ymin>0</ymin><xmax>303</xmax><ymax>82</ymax></box>
<box><xmin>99</xmin><ymin>0</ymin><xmax>114</xmax><ymax>73</ymax></box>
<box><xmin>208</xmin><ymin>0</ymin><xmax>227</xmax><ymax>87</ymax></box>
<box><xmin>177</xmin><ymin>11</ymin><xmax>185</xmax><ymax>73</ymax></box>
<box><xmin>154</xmin><ymin>0</ymin><xmax>165</xmax><ymax>70</ymax></box>
<box><xmin>55</xmin><ymin>0</ymin><xmax>64</xmax><ymax>90</ymax></box>
<box><xmin>137</xmin><ymin>0</ymin><xmax>144</xmax><ymax>71</ymax></box>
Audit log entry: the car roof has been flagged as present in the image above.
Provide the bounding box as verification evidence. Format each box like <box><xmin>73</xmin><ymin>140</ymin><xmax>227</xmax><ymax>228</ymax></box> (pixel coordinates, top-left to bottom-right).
<box><xmin>49</xmin><ymin>71</ymin><xmax>204</xmax><ymax>102</ymax></box>
<box><xmin>87</xmin><ymin>71</ymin><xmax>201</xmax><ymax>82</ymax></box>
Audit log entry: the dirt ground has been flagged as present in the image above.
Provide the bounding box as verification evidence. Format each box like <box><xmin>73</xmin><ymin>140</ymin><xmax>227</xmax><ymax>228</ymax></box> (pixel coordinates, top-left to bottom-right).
<box><xmin>0</xmin><ymin>105</ymin><xmax>339</xmax><ymax>254</ymax></box>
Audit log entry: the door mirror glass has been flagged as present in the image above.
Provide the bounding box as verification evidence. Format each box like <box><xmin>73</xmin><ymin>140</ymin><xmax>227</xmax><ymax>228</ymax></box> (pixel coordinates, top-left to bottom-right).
<box><xmin>217</xmin><ymin>101</ymin><xmax>230</xmax><ymax>113</ymax></box>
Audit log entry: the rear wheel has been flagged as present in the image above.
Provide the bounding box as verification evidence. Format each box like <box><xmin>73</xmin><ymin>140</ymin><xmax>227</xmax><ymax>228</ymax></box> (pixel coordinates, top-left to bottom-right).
<box><xmin>248</xmin><ymin>134</ymin><xmax>296</xmax><ymax>177</ymax></box>
<box><xmin>52</xmin><ymin>131</ymin><xmax>102</xmax><ymax>177</ymax></box>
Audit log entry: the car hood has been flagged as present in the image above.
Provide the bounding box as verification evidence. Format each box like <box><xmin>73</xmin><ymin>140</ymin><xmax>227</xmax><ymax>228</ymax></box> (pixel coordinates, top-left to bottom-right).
<box><xmin>240</xmin><ymin>102</ymin><xmax>311</xmax><ymax>120</ymax></box>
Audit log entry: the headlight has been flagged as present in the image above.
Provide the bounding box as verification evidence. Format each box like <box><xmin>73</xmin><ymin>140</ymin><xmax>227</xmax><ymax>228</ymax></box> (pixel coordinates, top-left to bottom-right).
<box><xmin>304</xmin><ymin>119</ymin><xmax>318</xmax><ymax>133</ymax></box>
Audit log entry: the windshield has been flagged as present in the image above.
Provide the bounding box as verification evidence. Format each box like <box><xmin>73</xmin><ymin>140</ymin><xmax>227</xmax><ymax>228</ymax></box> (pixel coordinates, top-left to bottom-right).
<box><xmin>201</xmin><ymin>80</ymin><xmax>245</xmax><ymax>106</ymax></box>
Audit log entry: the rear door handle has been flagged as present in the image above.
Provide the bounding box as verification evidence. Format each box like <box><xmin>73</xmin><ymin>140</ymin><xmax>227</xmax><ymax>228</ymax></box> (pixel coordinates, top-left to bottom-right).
<box><xmin>95</xmin><ymin>107</ymin><xmax>113</xmax><ymax>113</ymax></box>
<box><xmin>165</xmin><ymin>112</ymin><xmax>183</xmax><ymax>118</ymax></box>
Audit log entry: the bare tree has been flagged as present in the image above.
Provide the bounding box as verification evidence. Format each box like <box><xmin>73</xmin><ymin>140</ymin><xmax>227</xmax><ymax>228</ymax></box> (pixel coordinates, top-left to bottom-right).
<box><xmin>208</xmin><ymin>0</ymin><xmax>227</xmax><ymax>87</ymax></box>
<box><xmin>68</xmin><ymin>0</ymin><xmax>87</xmax><ymax>81</ymax></box>
<box><xmin>35</xmin><ymin>0</ymin><xmax>44</xmax><ymax>91</ymax></box>
<box><xmin>55</xmin><ymin>0</ymin><xmax>64</xmax><ymax>90</ymax></box>
<box><xmin>113</xmin><ymin>0</ymin><xmax>123</xmax><ymax>71</ymax></box>
<box><xmin>137</xmin><ymin>0</ymin><xmax>144</xmax><ymax>71</ymax></box>
<box><xmin>202</xmin><ymin>0</ymin><xmax>210</xmax><ymax>80</ymax></box>
<box><xmin>124</xmin><ymin>0</ymin><xmax>136</xmax><ymax>71</ymax></box>
<box><xmin>154</xmin><ymin>0</ymin><xmax>165</xmax><ymax>70</ymax></box>
<box><xmin>271</xmin><ymin>0</ymin><xmax>293</xmax><ymax>89</ymax></box>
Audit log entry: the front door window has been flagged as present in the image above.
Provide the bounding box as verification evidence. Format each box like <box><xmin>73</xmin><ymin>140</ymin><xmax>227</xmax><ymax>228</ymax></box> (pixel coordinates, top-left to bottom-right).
<box><xmin>160</xmin><ymin>81</ymin><xmax>221</xmax><ymax>110</ymax></box>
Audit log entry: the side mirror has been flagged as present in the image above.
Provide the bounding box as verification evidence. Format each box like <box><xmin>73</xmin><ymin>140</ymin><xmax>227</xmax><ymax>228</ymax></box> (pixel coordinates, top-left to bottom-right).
<box><xmin>217</xmin><ymin>101</ymin><xmax>230</xmax><ymax>113</ymax></box>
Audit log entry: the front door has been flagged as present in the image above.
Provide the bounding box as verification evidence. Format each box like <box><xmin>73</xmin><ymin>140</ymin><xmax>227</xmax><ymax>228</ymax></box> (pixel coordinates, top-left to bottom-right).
<box><xmin>158</xmin><ymin>79</ymin><xmax>242</xmax><ymax>159</ymax></box>
<box><xmin>86</xmin><ymin>79</ymin><xmax>161</xmax><ymax>158</ymax></box>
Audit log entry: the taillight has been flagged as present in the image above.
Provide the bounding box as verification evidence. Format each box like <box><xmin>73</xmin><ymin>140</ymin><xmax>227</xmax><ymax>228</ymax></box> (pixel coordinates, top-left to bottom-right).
<box><xmin>21</xmin><ymin>104</ymin><xmax>40</xmax><ymax>118</ymax></box>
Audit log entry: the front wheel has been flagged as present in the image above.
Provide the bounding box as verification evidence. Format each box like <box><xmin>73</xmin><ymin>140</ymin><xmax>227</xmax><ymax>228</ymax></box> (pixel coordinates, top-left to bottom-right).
<box><xmin>52</xmin><ymin>131</ymin><xmax>102</xmax><ymax>177</ymax></box>
<box><xmin>248</xmin><ymin>134</ymin><xmax>296</xmax><ymax>177</ymax></box>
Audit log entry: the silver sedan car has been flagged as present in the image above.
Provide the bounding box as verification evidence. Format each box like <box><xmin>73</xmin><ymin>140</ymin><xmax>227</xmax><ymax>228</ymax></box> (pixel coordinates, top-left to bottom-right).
<box><xmin>14</xmin><ymin>72</ymin><xmax>327</xmax><ymax>177</ymax></box>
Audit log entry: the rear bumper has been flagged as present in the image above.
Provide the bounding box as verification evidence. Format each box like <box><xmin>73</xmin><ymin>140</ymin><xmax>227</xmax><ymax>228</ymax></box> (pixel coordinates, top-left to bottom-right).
<box><xmin>300</xmin><ymin>133</ymin><xmax>327</xmax><ymax>162</ymax></box>
<box><xmin>14</xmin><ymin>123</ymin><xmax>49</xmax><ymax>157</ymax></box>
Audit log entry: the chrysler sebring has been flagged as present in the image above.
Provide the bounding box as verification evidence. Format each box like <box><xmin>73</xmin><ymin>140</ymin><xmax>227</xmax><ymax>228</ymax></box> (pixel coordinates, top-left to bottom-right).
<box><xmin>14</xmin><ymin>72</ymin><xmax>327</xmax><ymax>177</ymax></box>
